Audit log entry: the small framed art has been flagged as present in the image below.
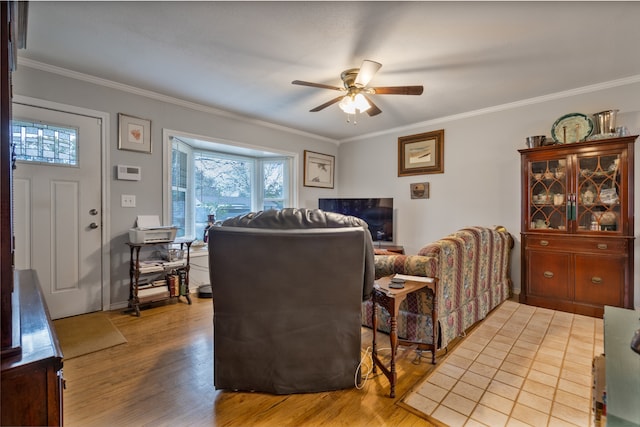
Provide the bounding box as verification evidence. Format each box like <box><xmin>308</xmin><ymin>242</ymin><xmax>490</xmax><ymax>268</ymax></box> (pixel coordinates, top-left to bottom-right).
<box><xmin>118</xmin><ymin>113</ymin><xmax>152</xmax><ymax>153</ymax></box>
<box><xmin>303</xmin><ymin>150</ymin><xmax>335</xmax><ymax>188</ymax></box>
<box><xmin>410</xmin><ymin>182</ymin><xmax>429</xmax><ymax>199</ymax></box>
<box><xmin>398</xmin><ymin>129</ymin><xmax>444</xmax><ymax>176</ymax></box>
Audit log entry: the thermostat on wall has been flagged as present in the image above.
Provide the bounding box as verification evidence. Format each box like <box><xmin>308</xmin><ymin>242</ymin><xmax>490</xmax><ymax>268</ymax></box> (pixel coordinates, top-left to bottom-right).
<box><xmin>117</xmin><ymin>164</ymin><xmax>141</xmax><ymax>181</ymax></box>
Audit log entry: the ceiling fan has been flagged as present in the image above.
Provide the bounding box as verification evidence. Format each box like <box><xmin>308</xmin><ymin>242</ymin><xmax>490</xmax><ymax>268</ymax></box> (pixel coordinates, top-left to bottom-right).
<box><xmin>292</xmin><ymin>60</ymin><xmax>423</xmax><ymax>117</ymax></box>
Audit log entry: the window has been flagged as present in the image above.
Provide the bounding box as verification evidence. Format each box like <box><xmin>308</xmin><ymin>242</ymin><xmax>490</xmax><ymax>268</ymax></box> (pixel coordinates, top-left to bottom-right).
<box><xmin>11</xmin><ymin>120</ymin><xmax>78</xmax><ymax>166</ymax></box>
<box><xmin>170</xmin><ymin>137</ymin><xmax>293</xmax><ymax>240</ymax></box>
<box><xmin>262</xmin><ymin>159</ymin><xmax>288</xmax><ymax>211</ymax></box>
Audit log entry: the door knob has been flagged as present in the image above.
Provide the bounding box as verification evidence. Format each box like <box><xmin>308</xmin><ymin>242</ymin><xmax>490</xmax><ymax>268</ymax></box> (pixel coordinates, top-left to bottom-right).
<box><xmin>89</xmin><ymin>209</ymin><xmax>98</xmax><ymax>216</ymax></box>
<box><xmin>89</xmin><ymin>222</ymin><xmax>99</xmax><ymax>229</ymax></box>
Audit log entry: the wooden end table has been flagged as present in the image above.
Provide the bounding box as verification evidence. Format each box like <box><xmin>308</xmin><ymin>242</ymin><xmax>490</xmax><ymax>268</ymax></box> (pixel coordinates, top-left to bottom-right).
<box><xmin>371</xmin><ymin>275</ymin><xmax>438</xmax><ymax>398</ymax></box>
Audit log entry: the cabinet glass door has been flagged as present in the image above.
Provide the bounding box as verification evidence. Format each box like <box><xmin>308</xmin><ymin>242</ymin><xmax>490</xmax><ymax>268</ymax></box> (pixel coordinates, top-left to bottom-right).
<box><xmin>576</xmin><ymin>153</ymin><xmax>622</xmax><ymax>233</ymax></box>
<box><xmin>528</xmin><ymin>158</ymin><xmax>568</xmax><ymax>231</ymax></box>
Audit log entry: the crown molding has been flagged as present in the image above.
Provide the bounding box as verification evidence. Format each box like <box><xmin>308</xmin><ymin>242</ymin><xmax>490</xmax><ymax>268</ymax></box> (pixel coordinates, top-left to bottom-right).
<box><xmin>17</xmin><ymin>58</ymin><xmax>640</xmax><ymax>146</ymax></box>
<box><xmin>17</xmin><ymin>57</ymin><xmax>339</xmax><ymax>145</ymax></box>
<box><xmin>339</xmin><ymin>74</ymin><xmax>640</xmax><ymax>144</ymax></box>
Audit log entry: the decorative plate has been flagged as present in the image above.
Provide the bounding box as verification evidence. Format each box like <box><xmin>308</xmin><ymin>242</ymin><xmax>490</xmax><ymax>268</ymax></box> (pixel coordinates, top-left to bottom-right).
<box><xmin>551</xmin><ymin>113</ymin><xmax>594</xmax><ymax>143</ymax></box>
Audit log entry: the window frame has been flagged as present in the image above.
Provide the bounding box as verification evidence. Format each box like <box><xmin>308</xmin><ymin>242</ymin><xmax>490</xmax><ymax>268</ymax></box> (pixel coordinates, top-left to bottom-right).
<box><xmin>162</xmin><ymin>129</ymin><xmax>298</xmax><ymax>240</ymax></box>
<box><xmin>170</xmin><ymin>141</ymin><xmax>191</xmax><ymax>238</ymax></box>
<box><xmin>259</xmin><ymin>157</ymin><xmax>290</xmax><ymax>211</ymax></box>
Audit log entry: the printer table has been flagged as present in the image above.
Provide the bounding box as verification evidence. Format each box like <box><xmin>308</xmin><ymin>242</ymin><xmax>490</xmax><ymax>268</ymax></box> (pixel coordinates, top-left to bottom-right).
<box><xmin>126</xmin><ymin>240</ymin><xmax>193</xmax><ymax>317</ymax></box>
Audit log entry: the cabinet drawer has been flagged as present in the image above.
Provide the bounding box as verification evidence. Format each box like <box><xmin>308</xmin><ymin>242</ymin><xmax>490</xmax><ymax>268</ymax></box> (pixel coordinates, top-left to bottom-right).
<box><xmin>527</xmin><ymin>251</ymin><xmax>572</xmax><ymax>300</ymax></box>
<box><xmin>574</xmin><ymin>255</ymin><xmax>624</xmax><ymax>306</ymax></box>
<box><xmin>525</xmin><ymin>236</ymin><xmax>627</xmax><ymax>254</ymax></box>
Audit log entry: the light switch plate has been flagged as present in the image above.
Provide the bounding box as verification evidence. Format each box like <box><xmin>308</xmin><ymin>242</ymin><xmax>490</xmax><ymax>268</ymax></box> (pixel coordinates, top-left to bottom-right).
<box><xmin>121</xmin><ymin>194</ymin><xmax>136</xmax><ymax>208</ymax></box>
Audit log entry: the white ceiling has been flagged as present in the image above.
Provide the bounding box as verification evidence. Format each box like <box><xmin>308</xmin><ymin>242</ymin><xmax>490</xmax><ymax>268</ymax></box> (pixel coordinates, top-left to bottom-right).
<box><xmin>18</xmin><ymin>1</ymin><xmax>640</xmax><ymax>142</ymax></box>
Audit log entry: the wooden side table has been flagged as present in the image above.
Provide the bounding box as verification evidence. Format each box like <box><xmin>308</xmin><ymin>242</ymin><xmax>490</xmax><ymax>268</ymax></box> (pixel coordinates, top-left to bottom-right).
<box><xmin>371</xmin><ymin>275</ymin><xmax>438</xmax><ymax>398</ymax></box>
<box><xmin>377</xmin><ymin>245</ymin><xmax>405</xmax><ymax>254</ymax></box>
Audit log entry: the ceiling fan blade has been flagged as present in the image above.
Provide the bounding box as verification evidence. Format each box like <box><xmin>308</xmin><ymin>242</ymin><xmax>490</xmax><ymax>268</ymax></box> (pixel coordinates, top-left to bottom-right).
<box><xmin>371</xmin><ymin>86</ymin><xmax>424</xmax><ymax>95</ymax></box>
<box><xmin>309</xmin><ymin>96</ymin><xmax>344</xmax><ymax>112</ymax></box>
<box><xmin>354</xmin><ymin>60</ymin><xmax>382</xmax><ymax>87</ymax></box>
<box><xmin>364</xmin><ymin>96</ymin><xmax>382</xmax><ymax>117</ymax></box>
<box><xmin>292</xmin><ymin>80</ymin><xmax>344</xmax><ymax>91</ymax></box>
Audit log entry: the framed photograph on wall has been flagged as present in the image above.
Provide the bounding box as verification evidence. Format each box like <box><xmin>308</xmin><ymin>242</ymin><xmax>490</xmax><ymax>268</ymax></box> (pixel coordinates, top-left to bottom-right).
<box><xmin>304</xmin><ymin>150</ymin><xmax>335</xmax><ymax>188</ymax></box>
<box><xmin>118</xmin><ymin>113</ymin><xmax>152</xmax><ymax>153</ymax></box>
<box><xmin>410</xmin><ymin>182</ymin><xmax>430</xmax><ymax>199</ymax></box>
<box><xmin>398</xmin><ymin>129</ymin><xmax>444</xmax><ymax>176</ymax></box>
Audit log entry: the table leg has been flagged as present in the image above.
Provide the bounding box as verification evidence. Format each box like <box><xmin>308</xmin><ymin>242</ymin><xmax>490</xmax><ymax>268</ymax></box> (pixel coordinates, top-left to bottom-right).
<box><xmin>389</xmin><ymin>313</ymin><xmax>398</xmax><ymax>398</ymax></box>
<box><xmin>431</xmin><ymin>292</ymin><xmax>438</xmax><ymax>365</ymax></box>
<box><xmin>183</xmin><ymin>242</ymin><xmax>192</xmax><ymax>305</ymax></box>
<box><xmin>371</xmin><ymin>294</ymin><xmax>378</xmax><ymax>374</ymax></box>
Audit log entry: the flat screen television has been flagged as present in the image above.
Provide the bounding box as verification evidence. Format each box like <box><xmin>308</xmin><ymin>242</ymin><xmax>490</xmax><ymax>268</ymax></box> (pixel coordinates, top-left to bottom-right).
<box><xmin>318</xmin><ymin>197</ymin><xmax>394</xmax><ymax>242</ymax></box>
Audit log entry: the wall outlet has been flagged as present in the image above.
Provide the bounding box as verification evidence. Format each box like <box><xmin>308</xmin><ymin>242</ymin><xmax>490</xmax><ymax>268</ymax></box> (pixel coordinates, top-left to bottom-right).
<box><xmin>121</xmin><ymin>194</ymin><xmax>136</xmax><ymax>208</ymax></box>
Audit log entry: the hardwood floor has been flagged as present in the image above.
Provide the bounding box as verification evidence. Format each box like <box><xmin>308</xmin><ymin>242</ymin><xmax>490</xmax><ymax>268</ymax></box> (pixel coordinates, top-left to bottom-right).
<box><xmin>63</xmin><ymin>296</ymin><xmax>439</xmax><ymax>426</ymax></box>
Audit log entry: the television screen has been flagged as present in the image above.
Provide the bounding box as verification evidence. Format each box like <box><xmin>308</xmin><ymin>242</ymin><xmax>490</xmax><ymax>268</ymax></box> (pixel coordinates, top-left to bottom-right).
<box><xmin>318</xmin><ymin>198</ymin><xmax>393</xmax><ymax>242</ymax></box>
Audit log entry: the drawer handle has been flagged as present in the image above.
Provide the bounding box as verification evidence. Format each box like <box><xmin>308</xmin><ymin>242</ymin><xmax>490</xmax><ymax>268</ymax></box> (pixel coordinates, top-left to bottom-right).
<box><xmin>543</xmin><ymin>271</ymin><xmax>554</xmax><ymax>278</ymax></box>
<box><xmin>597</xmin><ymin>243</ymin><xmax>608</xmax><ymax>250</ymax></box>
<box><xmin>592</xmin><ymin>277</ymin><xmax>603</xmax><ymax>284</ymax></box>
<box><xmin>539</xmin><ymin>240</ymin><xmax>549</xmax><ymax>246</ymax></box>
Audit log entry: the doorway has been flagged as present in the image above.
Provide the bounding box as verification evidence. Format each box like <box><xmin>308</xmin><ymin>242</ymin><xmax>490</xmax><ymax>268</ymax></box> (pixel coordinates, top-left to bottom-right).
<box><xmin>12</xmin><ymin>100</ymin><xmax>109</xmax><ymax>319</ymax></box>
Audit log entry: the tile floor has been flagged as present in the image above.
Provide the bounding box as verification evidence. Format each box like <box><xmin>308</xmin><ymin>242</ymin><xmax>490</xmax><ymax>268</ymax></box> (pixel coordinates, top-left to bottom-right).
<box><xmin>403</xmin><ymin>301</ymin><xmax>603</xmax><ymax>427</ymax></box>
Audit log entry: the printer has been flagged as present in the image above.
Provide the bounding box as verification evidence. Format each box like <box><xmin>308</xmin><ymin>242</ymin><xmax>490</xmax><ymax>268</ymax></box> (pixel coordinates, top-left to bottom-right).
<box><xmin>129</xmin><ymin>215</ymin><xmax>178</xmax><ymax>244</ymax></box>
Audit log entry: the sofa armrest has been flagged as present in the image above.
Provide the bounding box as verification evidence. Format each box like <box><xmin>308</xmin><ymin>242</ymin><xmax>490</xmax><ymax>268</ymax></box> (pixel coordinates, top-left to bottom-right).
<box><xmin>374</xmin><ymin>254</ymin><xmax>438</xmax><ymax>280</ymax></box>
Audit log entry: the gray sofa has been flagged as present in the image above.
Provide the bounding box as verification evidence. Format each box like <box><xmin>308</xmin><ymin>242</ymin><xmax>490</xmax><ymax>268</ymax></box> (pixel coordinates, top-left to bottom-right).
<box><xmin>209</xmin><ymin>208</ymin><xmax>374</xmax><ymax>394</ymax></box>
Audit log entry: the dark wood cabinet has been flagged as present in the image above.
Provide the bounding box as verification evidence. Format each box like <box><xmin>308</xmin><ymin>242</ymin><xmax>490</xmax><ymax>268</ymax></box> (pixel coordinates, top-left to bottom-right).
<box><xmin>1</xmin><ymin>270</ymin><xmax>64</xmax><ymax>426</ymax></box>
<box><xmin>519</xmin><ymin>136</ymin><xmax>636</xmax><ymax>317</ymax></box>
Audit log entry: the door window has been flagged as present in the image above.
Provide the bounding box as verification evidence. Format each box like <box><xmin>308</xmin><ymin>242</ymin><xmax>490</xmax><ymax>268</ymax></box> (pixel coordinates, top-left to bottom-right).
<box><xmin>12</xmin><ymin>119</ymin><xmax>78</xmax><ymax>166</ymax></box>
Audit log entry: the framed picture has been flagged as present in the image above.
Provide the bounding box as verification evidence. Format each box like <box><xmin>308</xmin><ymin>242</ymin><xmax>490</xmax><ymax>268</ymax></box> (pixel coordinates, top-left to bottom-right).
<box><xmin>398</xmin><ymin>129</ymin><xmax>444</xmax><ymax>176</ymax></box>
<box><xmin>410</xmin><ymin>182</ymin><xmax>430</xmax><ymax>199</ymax></box>
<box><xmin>118</xmin><ymin>113</ymin><xmax>152</xmax><ymax>153</ymax></box>
<box><xmin>303</xmin><ymin>150</ymin><xmax>335</xmax><ymax>188</ymax></box>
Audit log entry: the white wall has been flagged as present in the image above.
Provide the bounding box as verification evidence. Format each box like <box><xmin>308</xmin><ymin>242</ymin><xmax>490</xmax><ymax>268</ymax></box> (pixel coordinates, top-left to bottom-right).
<box><xmin>338</xmin><ymin>79</ymin><xmax>640</xmax><ymax>308</ymax></box>
<box><xmin>13</xmin><ymin>65</ymin><xmax>339</xmax><ymax>307</ymax></box>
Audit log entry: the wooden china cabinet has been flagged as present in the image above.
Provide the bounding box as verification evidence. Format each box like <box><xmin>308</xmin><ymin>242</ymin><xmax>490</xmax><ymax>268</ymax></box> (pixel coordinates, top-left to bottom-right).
<box><xmin>519</xmin><ymin>135</ymin><xmax>636</xmax><ymax>317</ymax></box>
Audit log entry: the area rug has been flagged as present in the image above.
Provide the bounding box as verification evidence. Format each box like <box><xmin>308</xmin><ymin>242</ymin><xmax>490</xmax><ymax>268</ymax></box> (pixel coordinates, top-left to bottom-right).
<box><xmin>401</xmin><ymin>300</ymin><xmax>603</xmax><ymax>427</ymax></box>
<box><xmin>53</xmin><ymin>312</ymin><xmax>127</xmax><ymax>360</ymax></box>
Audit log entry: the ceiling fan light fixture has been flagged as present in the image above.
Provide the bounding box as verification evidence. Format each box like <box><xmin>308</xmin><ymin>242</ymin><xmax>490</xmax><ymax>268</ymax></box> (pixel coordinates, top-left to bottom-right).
<box><xmin>353</xmin><ymin>93</ymin><xmax>371</xmax><ymax>112</ymax></box>
<box><xmin>339</xmin><ymin>93</ymin><xmax>370</xmax><ymax>114</ymax></box>
<box><xmin>339</xmin><ymin>96</ymin><xmax>356</xmax><ymax>114</ymax></box>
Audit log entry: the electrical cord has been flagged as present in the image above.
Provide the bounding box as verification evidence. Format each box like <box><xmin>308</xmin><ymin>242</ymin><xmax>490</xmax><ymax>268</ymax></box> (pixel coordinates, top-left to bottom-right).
<box><xmin>355</xmin><ymin>347</ymin><xmax>373</xmax><ymax>389</ymax></box>
<box><xmin>354</xmin><ymin>346</ymin><xmax>404</xmax><ymax>389</ymax></box>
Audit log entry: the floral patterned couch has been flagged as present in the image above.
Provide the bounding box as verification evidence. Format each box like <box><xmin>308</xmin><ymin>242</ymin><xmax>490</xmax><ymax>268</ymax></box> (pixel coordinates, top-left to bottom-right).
<box><xmin>362</xmin><ymin>226</ymin><xmax>513</xmax><ymax>352</ymax></box>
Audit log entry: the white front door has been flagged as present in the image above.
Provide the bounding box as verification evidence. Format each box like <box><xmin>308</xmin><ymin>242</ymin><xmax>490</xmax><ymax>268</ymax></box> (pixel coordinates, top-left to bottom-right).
<box><xmin>13</xmin><ymin>103</ymin><xmax>103</xmax><ymax>319</ymax></box>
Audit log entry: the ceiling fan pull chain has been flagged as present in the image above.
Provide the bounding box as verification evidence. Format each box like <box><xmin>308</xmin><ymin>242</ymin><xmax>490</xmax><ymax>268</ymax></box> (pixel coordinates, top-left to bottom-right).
<box><xmin>347</xmin><ymin>113</ymin><xmax>357</xmax><ymax>124</ymax></box>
